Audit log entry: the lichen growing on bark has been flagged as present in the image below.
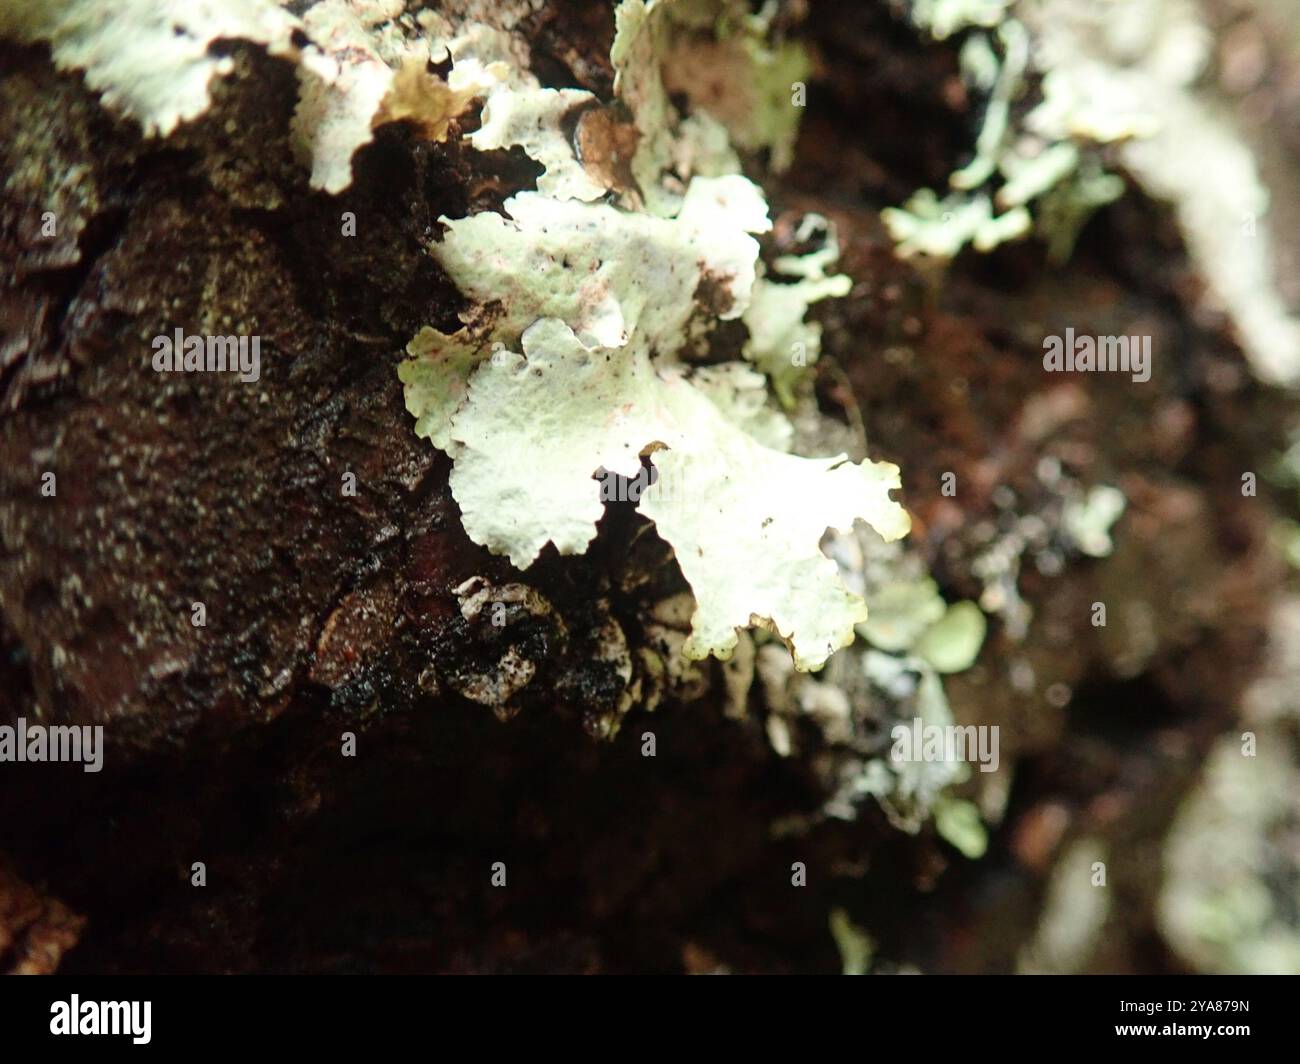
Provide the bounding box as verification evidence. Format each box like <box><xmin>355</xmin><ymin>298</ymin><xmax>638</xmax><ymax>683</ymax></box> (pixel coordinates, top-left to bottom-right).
<box><xmin>399</xmin><ymin>1</ymin><xmax>910</xmax><ymax>671</ymax></box>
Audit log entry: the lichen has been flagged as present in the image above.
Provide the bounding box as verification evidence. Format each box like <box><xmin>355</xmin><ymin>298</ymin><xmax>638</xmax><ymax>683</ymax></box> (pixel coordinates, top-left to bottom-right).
<box><xmin>658</xmin><ymin>0</ymin><xmax>812</xmax><ymax>172</ymax></box>
<box><xmin>1158</xmin><ymin>596</ymin><xmax>1300</xmax><ymax>974</ymax></box>
<box><xmin>892</xmin><ymin>0</ymin><xmax>1300</xmax><ymax>383</ymax></box>
<box><xmin>1024</xmin><ymin>0</ymin><xmax>1300</xmax><ymax>385</ymax></box>
<box><xmin>400</xmin><ymin>1</ymin><xmax>909</xmax><ymax>672</ymax></box>
<box><xmin>0</xmin><ymin>0</ymin><xmax>302</xmax><ymax>137</ymax></box>
<box><xmin>742</xmin><ymin>215</ymin><xmax>853</xmax><ymax>408</ymax></box>
<box><xmin>858</xmin><ymin>576</ymin><xmax>985</xmax><ymax>673</ymax></box>
<box><xmin>0</xmin><ymin>1</ymin><xmax>492</xmax><ymax>193</ymax></box>
<box><xmin>758</xmin><ymin>525</ymin><xmax>993</xmax><ymax>837</ymax></box>
<box><xmin>883</xmin><ymin>7</ymin><xmax>1123</xmax><ymax>261</ymax></box>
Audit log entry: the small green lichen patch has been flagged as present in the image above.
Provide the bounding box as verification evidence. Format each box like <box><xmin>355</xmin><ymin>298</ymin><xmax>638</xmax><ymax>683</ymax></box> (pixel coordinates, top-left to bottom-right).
<box><xmin>859</xmin><ymin>576</ymin><xmax>986</xmax><ymax>674</ymax></box>
<box><xmin>742</xmin><ymin>215</ymin><xmax>853</xmax><ymax>408</ymax></box>
<box><xmin>932</xmin><ymin>794</ymin><xmax>989</xmax><ymax>859</ymax></box>
<box><xmin>640</xmin><ymin>396</ymin><xmax>908</xmax><ymax>668</ymax></box>
<box><xmin>659</xmin><ymin>0</ymin><xmax>812</xmax><ymax>172</ymax></box>
<box><xmin>913</xmin><ymin>601</ymin><xmax>987</xmax><ymax>674</ymax></box>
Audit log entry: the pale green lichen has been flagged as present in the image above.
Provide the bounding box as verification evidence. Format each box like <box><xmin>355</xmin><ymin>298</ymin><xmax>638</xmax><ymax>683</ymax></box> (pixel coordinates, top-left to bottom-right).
<box><xmin>882</xmin><ymin>188</ymin><xmax>1031</xmax><ymax>260</ymax></box>
<box><xmin>912</xmin><ymin>600</ymin><xmax>987</xmax><ymax>674</ymax></box>
<box><xmin>1061</xmin><ymin>484</ymin><xmax>1125</xmax><ymax>559</ymax></box>
<box><xmin>1158</xmin><ymin>596</ymin><xmax>1300</xmax><ymax>974</ymax></box>
<box><xmin>856</xmin><ymin>578</ymin><xmax>948</xmax><ymax>654</ymax></box>
<box><xmin>828</xmin><ymin>907</ymin><xmax>874</xmax><ymax>975</ymax></box>
<box><xmin>751</xmin><ymin>523</ymin><xmax>993</xmax><ymax>842</ymax></box>
<box><xmin>609</xmin><ymin>0</ymin><xmax>811</xmax><ymax>213</ymax></box>
<box><xmin>1024</xmin><ymin>0</ymin><xmax>1300</xmax><ymax>385</ymax></box>
<box><xmin>860</xmin><ymin>650</ymin><xmax>969</xmax><ymax>816</ymax></box>
<box><xmin>2</xmin><ymin>0</ymin><xmax>908</xmax><ymax>673</ymax></box>
<box><xmin>396</xmin><ymin>330</ymin><xmax>480</xmax><ymax>451</ymax></box>
<box><xmin>795</xmin><ymin>523</ymin><xmax>994</xmax><ymax>833</ymax></box>
<box><xmin>0</xmin><ymin>0</ymin><xmax>301</xmax><ymax>137</ymax></box>
<box><xmin>885</xmin><ymin>2</ymin><xmax>1124</xmax><ymax>261</ymax></box>
<box><xmin>742</xmin><ymin>215</ymin><xmax>853</xmax><ymax>408</ymax></box>
<box><xmin>1159</xmin><ymin>734</ymin><xmax>1300</xmax><ymax>973</ymax></box>
<box><xmin>640</xmin><ymin>407</ymin><xmax>908</xmax><ymax>667</ymax></box>
<box><xmin>400</xmin><ymin>2</ymin><xmax>908</xmax><ymax>672</ymax></box>
<box><xmin>659</xmin><ymin>0</ymin><xmax>812</xmax><ymax>172</ymax></box>
<box><xmin>859</xmin><ymin>576</ymin><xmax>986</xmax><ymax>674</ymax></box>
<box><xmin>1018</xmin><ymin>838</ymin><xmax>1112</xmax><ymax>973</ymax></box>
<box><xmin>894</xmin><ymin>0</ymin><xmax>1300</xmax><ymax>382</ymax></box>
<box><xmin>0</xmin><ymin>0</ymin><xmax>493</xmax><ymax>193</ymax></box>
<box><xmin>853</xmin><ymin>574</ymin><xmax>988</xmax><ymax>834</ymax></box>
<box><xmin>932</xmin><ymin>794</ymin><xmax>989</xmax><ymax>859</ymax></box>
<box><xmin>421</xmin><ymin>176</ymin><xmax>770</xmax><ymax>349</ymax></box>
<box><xmin>910</xmin><ymin>0</ymin><xmax>1014</xmax><ymax>39</ymax></box>
<box><xmin>610</xmin><ymin>0</ymin><xmax>680</xmax><ymax>215</ymax></box>
<box><xmin>448</xmin><ymin>21</ymin><xmax>610</xmax><ymax>203</ymax></box>
<box><xmin>408</xmin><ymin>182</ymin><xmax>909</xmax><ymax>669</ymax></box>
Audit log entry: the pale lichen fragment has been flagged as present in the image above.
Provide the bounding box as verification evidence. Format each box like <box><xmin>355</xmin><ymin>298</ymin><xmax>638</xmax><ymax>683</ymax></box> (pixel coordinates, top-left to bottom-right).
<box><xmin>446</xmin><ymin>317</ymin><xmax>665</xmax><ymax>569</ymax></box>
<box><xmin>643</xmin><ymin>415</ymin><xmax>907</xmax><ymax>668</ymax></box>
<box><xmin>0</xmin><ymin>0</ymin><xmax>302</xmax><ymax>137</ymax></box>
<box><xmin>438</xmin><ymin>308</ymin><xmax>909</xmax><ymax>670</ymax></box>
<box><xmin>857</xmin><ymin>572</ymin><xmax>987</xmax><ymax>675</ymax></box>
<box><xmin>423</xmin><ymin>174</ymin><xmax>770</xmax><ymax>353</ymax></box>
<box><xmin>659</xmin><ymin>0</ymin><xmax>812</xmax><ymax>172</ymax></box>
<box><xmin>882</xmin><ymin>189</ymin><xmax>1031</xmax><ymax>260</ymax></box>
<box><xmin>742</xmin><ymin>215</ymin><xmax>853</xmax><ymax>407</ymax></box>
<box><xmin>608</xmin><ymin>0</ymin><xmax>807</xmax><ymax>211</ymax></box>
<box><xmin>396</xmin><ymin>329</ymin><xmax>482</xmax><ymax>451</ymax></box>
<box><xmin>444</xmin><ymin>21</ymin><xmax>611</xmax><ymax>203</ymax></box>
<box><xmin>610</xmin><ymin>0</ymin><xmax>681</xmax><ymax>215</ymax></box>
<box><xmin>1060</xmin><ymin>484</ymin><xmax>1125</xmax><ymax>559</ymax></box>
<box><xmin>887</xmin><ymin>4</ymin><xmax>1119</xmax><ymax>261</ymax></box>
<box><xmin>291</xmin><ymin>1</ymin><xmax>493</xmax><ymax>193</ymax></box>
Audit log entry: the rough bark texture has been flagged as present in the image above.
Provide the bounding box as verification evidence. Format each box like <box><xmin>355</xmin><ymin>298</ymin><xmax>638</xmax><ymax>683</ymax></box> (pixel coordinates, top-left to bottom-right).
<box><xmin>1</xmin><ymin>0</ymin><xmax>1297</xmax><ymax>973</ymax></box>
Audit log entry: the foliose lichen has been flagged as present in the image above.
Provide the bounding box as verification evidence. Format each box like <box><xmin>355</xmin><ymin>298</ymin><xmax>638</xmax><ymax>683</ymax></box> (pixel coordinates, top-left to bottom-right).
<box><xmin>399</xmin><ymin>0</ymin><xmax>910</xmax><ymax>672</ymax></box>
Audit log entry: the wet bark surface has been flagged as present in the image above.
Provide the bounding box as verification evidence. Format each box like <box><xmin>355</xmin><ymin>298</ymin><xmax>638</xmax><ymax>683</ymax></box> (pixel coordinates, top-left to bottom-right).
<box><xmin>1</xmin><ymin>1</ymin><xmax>1296</xmax><ymax>973</ymax></box>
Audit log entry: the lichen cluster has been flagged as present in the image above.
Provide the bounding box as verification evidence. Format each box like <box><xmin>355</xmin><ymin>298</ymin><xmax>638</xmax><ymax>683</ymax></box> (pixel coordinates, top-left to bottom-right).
<box><xmin>399</xmin><ymin>1</ymin><xmax>911</xmax><ymax>671</ymax></box>
<box><xmin>890</xmin><ymin>0</ymin><xmax>1300</xmax><ymax>384</ymax></box>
